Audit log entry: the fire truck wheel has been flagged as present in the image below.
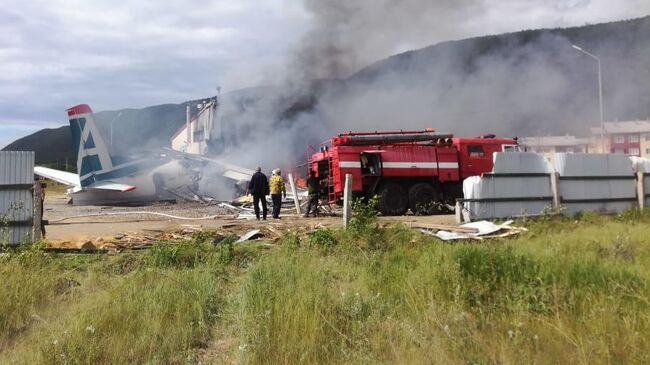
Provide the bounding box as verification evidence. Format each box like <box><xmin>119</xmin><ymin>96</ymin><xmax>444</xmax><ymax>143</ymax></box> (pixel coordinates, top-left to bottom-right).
<box><xmin>408</xmin><ymin>183</ymin><xmax>441</xmax><ymax>215</ymax></box>
<box><xmin>377</xmin><ymin>183</ymin><xmax>409</xmax><ymax>216</ymax></box>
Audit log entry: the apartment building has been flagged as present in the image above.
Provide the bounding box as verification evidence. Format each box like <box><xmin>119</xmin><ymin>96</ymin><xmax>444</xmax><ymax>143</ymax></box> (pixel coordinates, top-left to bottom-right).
<box><xmin>590</xmin><ymin>120</ymin><xmax>650</xmax><ymax>157</ymax></box>
<box><xmin>520</xmin><ymin>135</ymin><xmax>590</xmax><ymax>160</ymax></box>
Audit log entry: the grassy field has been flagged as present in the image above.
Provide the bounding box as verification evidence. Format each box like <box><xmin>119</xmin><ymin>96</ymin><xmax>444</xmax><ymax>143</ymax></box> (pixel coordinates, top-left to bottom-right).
<box><xmin>1</xmin><ymin>209</ymin><xmax>649</xmax><ymax>364</ymax></box>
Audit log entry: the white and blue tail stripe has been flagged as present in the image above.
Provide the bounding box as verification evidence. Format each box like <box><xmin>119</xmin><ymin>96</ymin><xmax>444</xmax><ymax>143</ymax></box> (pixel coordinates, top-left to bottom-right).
<box><xmin>67</xmin><ymin>104</ymin><xmax>114</xmax><ymax>187</ymax></box>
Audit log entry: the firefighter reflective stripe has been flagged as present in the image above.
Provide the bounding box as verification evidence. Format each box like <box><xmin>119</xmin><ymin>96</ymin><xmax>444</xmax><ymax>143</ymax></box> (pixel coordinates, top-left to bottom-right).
<box><xmin>339</xmin><ymin>161</ymin><xmax>459</xmax><ymax>169</ymax></box>
<box><xmin>340</xmin><ymin>161</ymin><xmax>362</xmax><ymax>168</ymax></box>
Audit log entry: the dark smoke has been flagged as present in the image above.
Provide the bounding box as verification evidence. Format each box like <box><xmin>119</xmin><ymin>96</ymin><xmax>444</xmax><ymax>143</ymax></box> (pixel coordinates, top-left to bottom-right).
<box><xmin>214</xmin><ymin>7</ymin><xmax>649</xmax><ymax>172</ymax></box>
<box><xmin>294</xmin><ymin>0</ymin><xmax>484</xmax><ymax>79</ymax></box>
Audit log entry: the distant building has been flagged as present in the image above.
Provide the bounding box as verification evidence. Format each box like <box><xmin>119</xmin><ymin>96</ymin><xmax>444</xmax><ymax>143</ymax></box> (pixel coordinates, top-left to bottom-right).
<box><xmin>170</xmin><ymin>98</ymin><xmax>221</xmax><ymax>155</ymax></box>
<box><xmin>590</xmin><ymin>120</ymin><xmax>650</xmax><ymax>157</ymax></box>
<box><xmin>520</xmin><ymin>135</ymin><xmax>591</xmax><ymax>160</ymax></box>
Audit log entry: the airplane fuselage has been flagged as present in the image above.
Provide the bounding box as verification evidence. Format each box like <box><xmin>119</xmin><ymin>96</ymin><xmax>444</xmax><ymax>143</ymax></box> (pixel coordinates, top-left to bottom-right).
<box><xmin>70</xmin><ymin>159</ymin><xmax>197</xmax><ymax>205</ymax></box>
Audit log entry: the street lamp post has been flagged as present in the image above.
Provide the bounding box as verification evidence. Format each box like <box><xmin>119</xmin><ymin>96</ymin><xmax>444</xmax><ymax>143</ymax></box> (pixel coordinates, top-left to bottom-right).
<box><xmin>109</xmin><ymin>112</ymin><xmax>123</xmax><ymax>147</ymax></box>
<box><xmin>572</xmin><ymin>44</ymin><xmax>604</xmax><ymax>152</ymax></box>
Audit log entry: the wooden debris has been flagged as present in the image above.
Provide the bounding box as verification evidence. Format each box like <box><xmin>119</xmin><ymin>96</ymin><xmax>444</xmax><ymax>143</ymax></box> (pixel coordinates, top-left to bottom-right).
<box><xmin>181</xmin><ymin>224</ymin><xmax>203</xmax><ymax>231</ymax></box>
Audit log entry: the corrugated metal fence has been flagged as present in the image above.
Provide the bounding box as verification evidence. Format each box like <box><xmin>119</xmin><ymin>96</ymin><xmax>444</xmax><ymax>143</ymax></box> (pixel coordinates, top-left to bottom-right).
<box><xmin>0</xmin><ymin>151</ymin><xmax>35</xmax><ymax>245</ymax></box>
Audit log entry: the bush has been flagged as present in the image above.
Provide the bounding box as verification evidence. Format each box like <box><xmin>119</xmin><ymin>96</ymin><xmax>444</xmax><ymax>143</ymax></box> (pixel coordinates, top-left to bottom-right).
<box><xmin>148</xmin><ymin>240</ymin><xmax>218</xmax><ymax>269</ymax></box>
<box><xmin>280</xmin><ymin>232</ymin><xmax>301</xmax><ymax>252</ymax></box>
<box><xmin>348</xmin><ymin>197</ymin><xmax>379</xmax><ymax>235</ymax></box>
<box><xmin>309</xmin><ymin>228</ymin><xmax>338</xmax><ymax>252</ymax></box>
<box><xmin>192</xmin><ymin>229</ymin><xmax>223</xmax><ymax>244</ymax></box>
<box><xmin>216</xmin><ymin>235</ymin><xmax>237</xmax><ymax>265</ymax></box>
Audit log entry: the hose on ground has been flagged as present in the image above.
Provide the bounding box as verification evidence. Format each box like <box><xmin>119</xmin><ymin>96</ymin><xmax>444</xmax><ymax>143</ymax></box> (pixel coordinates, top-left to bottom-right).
<box><xmin>48</xmin><ymin>211</ymin><xmax>229</xmax><ymax>223</ymax></box>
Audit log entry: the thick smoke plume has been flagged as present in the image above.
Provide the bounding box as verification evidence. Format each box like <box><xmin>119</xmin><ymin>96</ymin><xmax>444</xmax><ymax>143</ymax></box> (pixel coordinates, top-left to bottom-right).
<box><xmin>294</xmin><ymin>0</ymin><xmax>484</xmax><ymax>79</ymax></box>
<box><xmin>213</xmin><ymin>5</ymin><xmax>649</xmax><ymax>174</ymax></box>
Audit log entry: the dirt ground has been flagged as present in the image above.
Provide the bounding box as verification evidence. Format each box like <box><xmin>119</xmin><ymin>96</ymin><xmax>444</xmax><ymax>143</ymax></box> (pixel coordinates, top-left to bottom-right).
<box><xmin>43</xmin><ymin>192</ymin><xmax>456</xmax><ymax>249</ymax></box>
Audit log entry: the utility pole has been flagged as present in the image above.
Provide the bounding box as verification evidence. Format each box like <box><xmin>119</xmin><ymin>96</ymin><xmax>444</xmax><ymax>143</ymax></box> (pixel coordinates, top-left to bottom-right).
<box><xmin>186</xmin><ymin>105</ymin><xmax>191</xmax><ymax>146</ymax></box>
<box><xmin>572</xmin><ymin>45</ymin><xmax>605</xmax><ymax>152</ymax></box>
<box><xmin>109</xmin><ymin>112</ymin><xmax>123</xmax><ymax>147</ymax></box>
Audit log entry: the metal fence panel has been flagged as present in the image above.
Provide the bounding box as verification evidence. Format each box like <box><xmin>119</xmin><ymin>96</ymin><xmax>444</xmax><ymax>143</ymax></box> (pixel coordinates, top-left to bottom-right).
<box><xmin>0</xmin><ymin>151</ymin><xmax>35</xmax><ymax>245</ymax></box>
<box><xmin>0</xmin><ymin>151</ymin><xmax>34</xmax><ymax>185</ymax></box>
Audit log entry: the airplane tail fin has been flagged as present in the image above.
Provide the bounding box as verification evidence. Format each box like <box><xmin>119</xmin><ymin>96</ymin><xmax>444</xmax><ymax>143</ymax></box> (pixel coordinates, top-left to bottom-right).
<box><xmin>67</xmin><ymin>104</ymin><xmax>114</xmax><ymax>187</ymax></box>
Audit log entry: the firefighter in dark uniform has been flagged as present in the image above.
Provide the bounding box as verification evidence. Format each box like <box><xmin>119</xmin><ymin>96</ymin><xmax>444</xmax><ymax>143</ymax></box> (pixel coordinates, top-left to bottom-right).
<box><xmin>304</xmin><ymin>170</ymin><xmax>320</xmax><ymax>217</ymax></box>
<box><xmin>247</xmin><ymin>166</ymin><xmax>270</xmax><ymax>220</ymax></box>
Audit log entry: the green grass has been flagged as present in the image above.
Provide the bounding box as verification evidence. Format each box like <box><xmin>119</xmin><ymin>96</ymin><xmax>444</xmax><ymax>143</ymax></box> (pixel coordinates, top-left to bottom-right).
<box><xmin>1</xmin><ymin>211</ymin><xmax>649</xmax><ymax>364</ymax></box>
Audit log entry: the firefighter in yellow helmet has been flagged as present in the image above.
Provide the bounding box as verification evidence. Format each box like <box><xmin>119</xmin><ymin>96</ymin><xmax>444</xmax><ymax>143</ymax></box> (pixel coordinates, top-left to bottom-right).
<box><xmin>269</xmin><ymin>168</ymin><xmax>286</xmax><ymax>219</ymax></box>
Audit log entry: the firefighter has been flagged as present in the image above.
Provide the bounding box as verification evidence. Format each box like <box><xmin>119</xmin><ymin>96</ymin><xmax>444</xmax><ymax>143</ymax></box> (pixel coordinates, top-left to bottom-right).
<box><xmin>304</xmin><ymin>170</ymin><xmax>320</xmax><ymax>217</ymax></box>
<box><xmin>269</xmin><ymin>168</ymin><xmax>286</xmax><ymax>219</ymax></box>
<box><xmin>247</xmin><ymin>166</ymin><xmax>270</xmax><ymax>220</ymax></box>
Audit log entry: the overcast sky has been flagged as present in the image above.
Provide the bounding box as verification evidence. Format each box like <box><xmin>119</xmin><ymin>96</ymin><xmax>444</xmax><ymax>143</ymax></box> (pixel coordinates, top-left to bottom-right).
<box><xmin>1</xmin><ymin>0</ymin><xmax>647</xmax><ymax>148</ymax></box>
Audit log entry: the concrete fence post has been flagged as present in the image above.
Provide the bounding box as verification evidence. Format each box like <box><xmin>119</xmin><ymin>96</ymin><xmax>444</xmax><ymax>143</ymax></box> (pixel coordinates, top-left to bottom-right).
<box><xmin>343</xmin><ymin>174</ymin><xmax>353</xmax><ymax>228</ymax></box>
<box><xmin>550</xmin><ymin>172</ymin><xmax>561</xmax><ymax>211</ymax></box>
<box><xmin>287</xmin><ymin>173</ymin><xmax>301</xmax><ymax>215</ymax></box>
<box><xmin>33</xmin><ymin>180</ymin><xmax>43</xmax><ymax>242</ymax></box>
<box><xmin>455</xmin><ymin>200</ymin><xmax>463</xmax><ymax>224</ymax></box>
<box><xmin>636</xmin><ymin>172</ymin><xmax>645</xmax><ymax>209</ymax></box>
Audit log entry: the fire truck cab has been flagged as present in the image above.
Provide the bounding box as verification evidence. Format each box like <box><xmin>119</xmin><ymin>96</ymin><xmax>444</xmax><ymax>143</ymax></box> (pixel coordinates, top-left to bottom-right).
<box><xmin>308</xmin><ymin>130</ymin><xmax>518</xmax><ymax>215</ymax></box>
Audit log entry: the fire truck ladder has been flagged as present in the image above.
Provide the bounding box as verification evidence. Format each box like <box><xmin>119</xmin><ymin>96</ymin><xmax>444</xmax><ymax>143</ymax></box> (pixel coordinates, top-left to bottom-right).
<box><xmin>327</xmin><ymin>158</ymin><xmax>337</xmax><ymax>203</ymax></box>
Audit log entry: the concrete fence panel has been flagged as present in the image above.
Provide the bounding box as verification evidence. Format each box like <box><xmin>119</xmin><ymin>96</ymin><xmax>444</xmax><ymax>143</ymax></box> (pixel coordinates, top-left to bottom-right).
<box><xmin>461</xmin><ymin>153</ymin><xmax>554</xmax><ymax>221</ymax></box>
<box><xmin>555</xmin><ymin>153</ymin><xmax>636</xmax><ymax>214</ymax></box>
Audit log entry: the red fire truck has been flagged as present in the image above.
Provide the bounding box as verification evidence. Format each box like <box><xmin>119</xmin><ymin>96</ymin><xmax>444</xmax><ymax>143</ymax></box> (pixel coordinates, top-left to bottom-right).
<box><xmin>308</xmin><ymin>129</ymin><xmax>518</xmax><ymax>215</ymax></box>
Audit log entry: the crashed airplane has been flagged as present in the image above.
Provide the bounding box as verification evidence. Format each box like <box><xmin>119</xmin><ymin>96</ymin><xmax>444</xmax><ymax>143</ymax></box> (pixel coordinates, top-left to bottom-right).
<box><xmin>35</xmin><ymin>104</ymin><xmax>254</xmax><ymax>205</ymax></box>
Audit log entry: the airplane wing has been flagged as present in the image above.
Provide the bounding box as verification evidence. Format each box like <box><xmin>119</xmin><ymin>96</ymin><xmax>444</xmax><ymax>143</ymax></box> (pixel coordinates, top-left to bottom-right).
<box><xmin>34</xmin><ymin>166</ymin><xmax>81</xmax><ymax>187</ymax></box>
<box><xmin>34</xmin><ymin>167</ymin><xmax>136</xmax><ymax>193</ymax></box>
<box><xmin>212</xmin><ymin>159</ymin><xmax>255</xmax><ymax>181</ymax></box>
<box><xmin>222</xmin><ymin>169</ymin><xmax>253</xmax><ymax>181</ymax></box>
<box><xmin>88</xmin><ymin>181</ymin><xmax>137</xmax><ymax>192</ymax></box>
<box><xmin>164</xmin><ymin>148</ymin><xmax>255</xmax><ymax>181</ymax></box>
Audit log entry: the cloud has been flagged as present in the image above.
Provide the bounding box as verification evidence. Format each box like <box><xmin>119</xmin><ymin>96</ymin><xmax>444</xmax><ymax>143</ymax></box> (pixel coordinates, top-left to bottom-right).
<box><xmin>0</xmin><ymin>0</ymin><xmax>308</xmax><ymax>119</ymax></box>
